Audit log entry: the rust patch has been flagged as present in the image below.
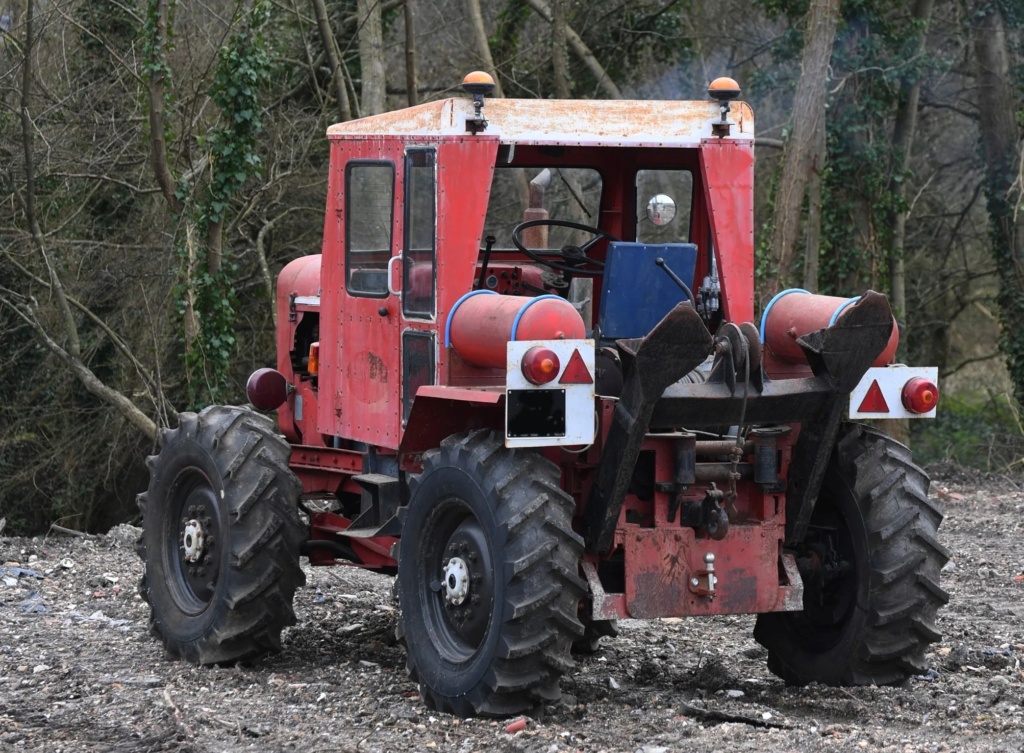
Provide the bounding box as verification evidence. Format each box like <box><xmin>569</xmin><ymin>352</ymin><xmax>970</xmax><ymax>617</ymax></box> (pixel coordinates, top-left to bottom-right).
<box><xmin>367</xmin><ymin>352</ymin><xmax>388</xmax><ymax>383</ymax></box>
<box><xmin>624</xmin><ymin>524</ymin><xmax>791</xmax><ymax>618</ymax></box>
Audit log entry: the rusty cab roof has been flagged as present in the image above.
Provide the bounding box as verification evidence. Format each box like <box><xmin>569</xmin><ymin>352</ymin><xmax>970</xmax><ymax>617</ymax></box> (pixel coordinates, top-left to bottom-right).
<box><xmin>326</xmin><ymin>97</ymin><xmax>754</xmax><ymax>148</ymax></box>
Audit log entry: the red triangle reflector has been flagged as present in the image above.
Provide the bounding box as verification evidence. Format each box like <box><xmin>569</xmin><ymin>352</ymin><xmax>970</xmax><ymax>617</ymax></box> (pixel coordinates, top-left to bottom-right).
<box><xmin>559</xmin><ymin>349</ymin><xmax>593</xmax><ymax>385</ymax></box>
<box><xmin>858</xmin><ymin>380</ymin><xmax>889</xmax><ymax>413</ymax></box>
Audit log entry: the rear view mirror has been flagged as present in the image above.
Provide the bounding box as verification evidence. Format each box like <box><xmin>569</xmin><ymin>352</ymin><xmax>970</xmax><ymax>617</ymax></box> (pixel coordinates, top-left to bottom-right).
<box><xmin>646</xmin><ymin>194</ymin><xmax>676</xmax><ymax>226</ymax></box>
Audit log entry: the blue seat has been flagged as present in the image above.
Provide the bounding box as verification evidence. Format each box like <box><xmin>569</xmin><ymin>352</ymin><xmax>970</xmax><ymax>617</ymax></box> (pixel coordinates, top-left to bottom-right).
<box><xmin>597</xmin><ymin>242</ymin><xmax>698</xmax><ymax>342</ymax></box>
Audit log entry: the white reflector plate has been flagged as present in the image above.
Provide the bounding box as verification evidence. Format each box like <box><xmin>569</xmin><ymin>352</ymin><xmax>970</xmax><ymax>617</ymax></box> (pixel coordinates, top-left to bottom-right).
<box><xmin>849</xmin><ymin>366</ymin><xmax>939</xmax><ymax>419</ymax></box>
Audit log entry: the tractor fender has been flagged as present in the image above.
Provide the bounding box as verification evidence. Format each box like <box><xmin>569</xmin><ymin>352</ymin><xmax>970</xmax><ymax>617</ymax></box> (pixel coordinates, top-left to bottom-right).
<box><xmin>398</xmin><ymin>388</ymin><xmax>506</xmax><ymax>458</ymax></box>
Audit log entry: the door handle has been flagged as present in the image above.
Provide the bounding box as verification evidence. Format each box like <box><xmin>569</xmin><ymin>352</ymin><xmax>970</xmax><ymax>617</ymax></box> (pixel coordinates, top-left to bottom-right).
<box><xmin>387</xmin><ymin>255</ymin><xmax>402</xmax><ymax>297</ymax></box>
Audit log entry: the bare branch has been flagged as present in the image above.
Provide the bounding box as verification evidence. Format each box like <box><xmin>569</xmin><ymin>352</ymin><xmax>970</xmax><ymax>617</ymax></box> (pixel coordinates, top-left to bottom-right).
<box><xmin>0</xmin><ymin>296</ymin><xmax>158</xmax><ymax>441</ymax></box>
<box><xmin>1</xmin><ymin>248</ymin><xmax>169</xmax><ymax>419</ymax></box>
<box><xmin>524</xmin><ymin>0</ymin><xmax>623</xmax><ymax>99</ymax></box>
<box><xmin>943</xmin><ymin>350</ymin><xmax>1002</xmax><ymax>378</ymax></box>
<box><xmin>48</xmin><ymin>172</ymin><xmax>164</xmax><ymax>195</ymax></box>
<box><xmin>311</xmin><ymin>0</ymin><xmax>353</xmax><ymax>120</ymax></box>
<box><xmin>404</xmin><ymin>0</ymin><xmax>418</xmax><ymax>107</ymax></box>
<box><xmin>50</xmin><ymin>4</ymin><xmax>145</xmax><ymax>86</ymax></box>
<box><xmin>254</xmin><ymin>207</ymin><xmax>306</xmax><ymax>324</ymax></box>
<box><xmin>19</xmin><ymin>0</ymin><xmax>80</xmax><ymax>360</ymax></box>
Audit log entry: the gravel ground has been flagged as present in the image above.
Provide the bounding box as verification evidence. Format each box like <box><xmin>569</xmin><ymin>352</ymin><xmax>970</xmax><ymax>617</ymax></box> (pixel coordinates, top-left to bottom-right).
<box><xmin>2</xmin><ymin>463</ymin><xmax>1024</xmax><ymax>753</ymax></box>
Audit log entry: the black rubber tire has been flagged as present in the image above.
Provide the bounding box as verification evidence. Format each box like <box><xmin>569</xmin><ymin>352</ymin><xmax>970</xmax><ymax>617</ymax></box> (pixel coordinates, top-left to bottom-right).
<box><xmin>572</xmin><ymin>618</ymin><xmax>619</xmax><ymax>655</ymax></box>
<box><xmin>396</xmin><ymin>430</ymin><xmax>585</xmax><ymax>717</ymax></box>
<box><xmin>754</xmin><ymin>423</ymin><xmax>949</xmax><ymax>686</ymax></box>
<box><xmin>136</xmin><ymin>405</ymin><xmax>305</xmax><ymax>664</ymax></box>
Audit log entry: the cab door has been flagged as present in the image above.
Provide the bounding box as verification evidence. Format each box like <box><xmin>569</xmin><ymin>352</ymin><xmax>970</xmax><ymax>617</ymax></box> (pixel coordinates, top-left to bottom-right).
<box><xmin>331</xmin><ymin>143</ymin><xmax>437</xmax><ymax>450</ymax></box>
<box><xmin>334</xmin><ymin>142</ymin><xmax>403</xmax><ymax>448</ymax></box>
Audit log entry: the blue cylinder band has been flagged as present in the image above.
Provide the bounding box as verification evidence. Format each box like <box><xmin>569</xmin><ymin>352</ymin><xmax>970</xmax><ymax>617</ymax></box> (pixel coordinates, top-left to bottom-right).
<box><xmin>759</xmin><ymin>288</ymin><xmax>810</xmax><ymax>343</ymax></box>
<box><xmin>510</xmin><ymin>295</ymin><xmax>566</xmax><ymax>341</ymax></box>
<box><xmin>828</xmin><ymin>296</ymin><xmax>861</xmax><ymax>327</ymax></box>
<box><xmin>444</xmin><ymin>290</ymin><xmax>497</xmax><ymax>348</ymax></box>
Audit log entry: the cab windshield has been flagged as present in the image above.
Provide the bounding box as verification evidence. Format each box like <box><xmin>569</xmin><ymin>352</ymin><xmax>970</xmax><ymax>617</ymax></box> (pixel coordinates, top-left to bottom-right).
<box><xmin>483</xmin><ymin>167</ymin><xmax>602</xmax><ymax>250</ymax></box>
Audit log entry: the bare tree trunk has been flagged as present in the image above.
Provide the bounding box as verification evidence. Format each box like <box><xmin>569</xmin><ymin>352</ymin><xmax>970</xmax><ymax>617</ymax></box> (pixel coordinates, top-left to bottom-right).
<box><xmin>883</xmin><ymin>0</ymin><xmax>934</xmax><ymax>450</ymax></box>
<box><xmin>551</xmin><ymin>0</ymin><xmax>570</xmax><ymax>98</ymax></box>
<box><xmin>973</xmin><ymin>4</ymin><xmax>1024</xmax><ymax>400</ymax></box>
<box><xmin>801</xmin><ymin>127</ymin><xmax>824</xmax><ymax>293</ymax></box>
<box><xmin>207</xmin><ymin>219</ymin><xmax>224</xmax><ymax>276</ymax></box>
<box><xmin>404</xmin><ymin>0</ymin><xmax>418</xmax><ymax>107</ymax></box>
<box><xmin>147</xmin><ymin>0</ymin><xmax>182</xmax><ymax>214</ymax></box>
<box><xmin>311</xmin><ymin>0</ymin><xmax>352</xmax><ymax>120</ymax></box>
<box><xmin>525</xmin><ymin>0</ymin><xmax>621</xmax><ymax>99</ymax></box>
<box><xmin>763</xmin><ymin>0</ymin><xmax>839</xmax><ymax>299</ymax></box>
<box><xmin>358</xmin><ymin>0</ymin><xmax>387</xmax><ymax>116</ymax></box>
<box><xmin>465</xmin><ymin>0</ymin><xmax>504</xmax><ymax>97</ymax></box>
<box><xmin>889</xmin><ymin>0</ymin><xmax>935</xmax><ymax>356</ymax></box>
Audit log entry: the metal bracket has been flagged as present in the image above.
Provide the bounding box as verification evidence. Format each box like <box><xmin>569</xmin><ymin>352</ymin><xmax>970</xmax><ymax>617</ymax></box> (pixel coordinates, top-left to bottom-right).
<box><xmin>687</xmin><ymin>552</ymin><xmax>718</xmax><ymax>598</ymax></box>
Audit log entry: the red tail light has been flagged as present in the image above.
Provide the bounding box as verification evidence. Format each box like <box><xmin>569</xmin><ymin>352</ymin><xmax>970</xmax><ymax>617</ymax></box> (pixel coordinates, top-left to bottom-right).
<box><xmin>901</xmin><ymin>377</ymin><xmax>939</xmax><ymax>414</ymax></box>
<box><xmin>521</xmin><ymin>347</ymin><xmax>560</xmax><ymax>385</ymax></box>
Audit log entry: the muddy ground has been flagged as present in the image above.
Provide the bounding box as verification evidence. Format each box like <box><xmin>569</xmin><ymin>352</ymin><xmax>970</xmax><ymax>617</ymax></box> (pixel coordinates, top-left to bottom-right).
<box><xmin>2</xmin><ymin>463</ymin><xmax>1023</xmax><ymax>753</ymax></box>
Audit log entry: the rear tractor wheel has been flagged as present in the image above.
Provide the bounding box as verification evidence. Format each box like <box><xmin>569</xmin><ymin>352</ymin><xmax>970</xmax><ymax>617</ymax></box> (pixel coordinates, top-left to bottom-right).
<box><xmin>396</xmin><ymin>430</ymin><xmax>585</xmax><ymax>717</ymax></box>
<box><xmin>754</xmin><ymin>424</ymin><xmax>949</xmax><ymax>686</ymax></box>
<box><xmin>137</xmin><ymin>406</ymin><xmax>305</xmax><ymax>664</ymax></box>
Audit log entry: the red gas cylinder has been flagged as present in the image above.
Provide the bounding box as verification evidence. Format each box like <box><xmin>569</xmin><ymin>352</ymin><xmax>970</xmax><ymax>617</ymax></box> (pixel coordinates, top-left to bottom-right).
<box><xmin>447</xmin><ymin>292</ymin><xmax>585</xmax><ymax>369</ymax></box>
<box><xmin>761</xmin><ymin>289</ymin><xmax>899</xmax><ymax>365</ymax></box>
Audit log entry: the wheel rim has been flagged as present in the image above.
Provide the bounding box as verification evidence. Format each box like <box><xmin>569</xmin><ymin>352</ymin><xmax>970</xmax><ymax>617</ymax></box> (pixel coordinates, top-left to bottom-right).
<box><xmin>420</xmin><ymin>497</ymin><xmax>495</xmax><ymax>661</ymax></box>
<box><xmin>164</xmin><ymin>468</ymin><xmax>223</xmax><ymax>614</ymax></box>
<box><xmin>789</xmin><ymin>502</ymin><xmax>859</xmax><ymax>649</ymax></box>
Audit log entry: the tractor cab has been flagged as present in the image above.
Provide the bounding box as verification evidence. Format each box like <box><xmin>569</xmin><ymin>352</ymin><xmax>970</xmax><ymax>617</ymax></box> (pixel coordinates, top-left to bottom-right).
<box><xmin>269</xmin><ymin>73</ymin><xmax>756</xmax><ymax>456</ymax></box>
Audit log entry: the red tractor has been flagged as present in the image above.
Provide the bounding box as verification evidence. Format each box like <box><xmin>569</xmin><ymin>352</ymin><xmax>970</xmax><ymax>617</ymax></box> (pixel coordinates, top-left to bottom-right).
<box><xmin>137</xmin><ymin>74</ymin><xmax>948</xmax><ymax>717</ymax></box>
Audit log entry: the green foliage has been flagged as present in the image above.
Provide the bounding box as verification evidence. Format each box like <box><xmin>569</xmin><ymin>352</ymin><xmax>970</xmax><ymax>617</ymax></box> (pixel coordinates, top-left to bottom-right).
<box><xmin>77</xmin><ymin>0</ymin><xmax>140</xmax><ymax>59</ymax></box>
<box><xmin>206</xmin><ymin>19</ymin><xmax>271</xmax><ymax>225</ymax></box>
<box><xmin>142</xmin><ymin>0</ymin><xmax>175</xmax><ymax>81</ymax></box>
<box><xmin>491</xmin><ymin>1</ymin><xmax>692</xmax><ymax>98</ymax></box>
<box><xmin>754</xmin><ymin>0</ymin><xmax>952</xmax><ymax>300</ymax></box>
<box><xmin>177</xmin><ymin>1</ymin><xmax>272</xmax><ymax>409</ymax></box>
<box><xmin>584</xmin><ymin>2</ymin><xmax>690</xmax><ymax>85</ymax></box>
<box><xmin>490</xmin><ymin>1</ymin><xmax>532</xmax><ymax>96</ymax></box>
<box><xmin>985</xmin><ymin>185</ymin><xmax>1024</xmax><ymax>403</ymax></box>
<box><xmin>912</xmin><ymin>391</ymin><xmax>1024</xmax><ymax>471</ymax></box>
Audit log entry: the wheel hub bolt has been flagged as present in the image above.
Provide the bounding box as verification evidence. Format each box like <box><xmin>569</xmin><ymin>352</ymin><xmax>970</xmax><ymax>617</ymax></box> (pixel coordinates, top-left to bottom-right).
<box><xmin>182</xmin><ymin>519</ymin><xmax>205</xmax><ymax>563</ymax></box>
<box><xmin>443</xmin><ymin>557</ymin><xmax>470</xmax><ymax>606</ymax></box>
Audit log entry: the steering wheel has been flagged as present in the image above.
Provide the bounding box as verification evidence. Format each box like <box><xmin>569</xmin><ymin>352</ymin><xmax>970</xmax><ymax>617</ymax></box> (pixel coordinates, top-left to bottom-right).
<box><xmin>511</xmin><ymin>219</ymin><xmax>620</xmax><ymax>277</ymax></box>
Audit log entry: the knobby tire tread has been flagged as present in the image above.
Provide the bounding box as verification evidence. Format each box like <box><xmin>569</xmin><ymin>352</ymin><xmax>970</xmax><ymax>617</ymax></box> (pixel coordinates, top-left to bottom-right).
<box><xmin>399</xmin><ymin>430</ymin><xmax>585</xmax><ymax>717</ymax></box>
<box><xmin>755</xmin><ymin>423</ymin><xmax>949</xmax><ymax>686</ymax></box>
<box><xmin>136</xmin><ymin>405</ymin><xmax>305</xmax><ymax>665</ymax></box>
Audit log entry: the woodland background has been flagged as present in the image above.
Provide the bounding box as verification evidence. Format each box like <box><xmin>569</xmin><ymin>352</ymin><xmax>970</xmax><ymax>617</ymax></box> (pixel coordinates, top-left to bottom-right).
<box><xmin>0</xmin><ymin>0</ymin><xmax>1022</xmax><ymax>534</ymax></box>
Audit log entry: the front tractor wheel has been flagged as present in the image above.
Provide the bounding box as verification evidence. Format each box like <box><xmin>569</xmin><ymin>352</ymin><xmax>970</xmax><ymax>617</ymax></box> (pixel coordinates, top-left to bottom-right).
<box><xmin>754</xmin><ymin>424</ymin><xmax>949</xmax><ymax>686</ymax></box>
<box><xmin>396</xmin><ymin>430</ymin><xmax>585</xmax><ymax>717</ymax></box>
<box><xmin>137</xmin><ymin>406</ymin><xmax>305</xmax><ymax>664</ymax></box>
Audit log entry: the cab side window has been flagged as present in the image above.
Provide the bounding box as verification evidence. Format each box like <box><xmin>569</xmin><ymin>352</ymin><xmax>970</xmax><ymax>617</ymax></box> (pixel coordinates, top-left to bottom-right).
<box><xmin>346</xmin><ymin>161</ymin><xmax>395</xmax><ymax>297</ymax></box>
<box><xmin>403</xmin><ymin>148</ymin><xmax>436</xmax><ymax>317</ymax></box>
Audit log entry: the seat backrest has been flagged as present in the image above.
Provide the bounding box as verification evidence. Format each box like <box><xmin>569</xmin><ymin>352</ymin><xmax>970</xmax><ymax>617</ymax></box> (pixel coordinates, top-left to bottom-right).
<box><xmin>598</xmin><ymin>242</ymin><xmax>698</xmax><ymax>342</ymax></box>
